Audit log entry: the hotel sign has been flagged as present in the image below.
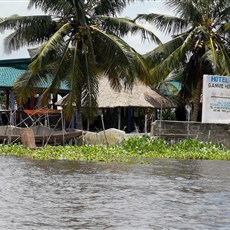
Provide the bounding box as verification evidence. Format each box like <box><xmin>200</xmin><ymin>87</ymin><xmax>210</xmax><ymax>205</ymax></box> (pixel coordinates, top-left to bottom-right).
<box><xmin>202</xmin><ymin>75</ymin><xmax>230</xmax><ymax>123</ymax></box>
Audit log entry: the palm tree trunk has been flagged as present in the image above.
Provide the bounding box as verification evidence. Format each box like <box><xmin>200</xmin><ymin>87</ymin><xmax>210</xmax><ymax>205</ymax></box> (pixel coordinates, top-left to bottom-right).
<box><xmin>191</xmin><ymin>75</ymin><xmax>203</xmax><ymax>121</ymax></box>
<box><xmin>75</xmin><ymin>96</ymin><xmax>83</xmax><ymax>130</ymax></box>
<box><xmin>76</xmin><ymin>108</ymin><xmax>83</xmax><ymax>130</ymax></box>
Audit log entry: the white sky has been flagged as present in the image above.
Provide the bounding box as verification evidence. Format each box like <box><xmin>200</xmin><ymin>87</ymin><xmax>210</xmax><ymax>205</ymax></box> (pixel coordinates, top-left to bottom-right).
<box><xmin>0</xmin><ymin>0</ymin><xmax>173</xmax><ymax>60</ymax></box>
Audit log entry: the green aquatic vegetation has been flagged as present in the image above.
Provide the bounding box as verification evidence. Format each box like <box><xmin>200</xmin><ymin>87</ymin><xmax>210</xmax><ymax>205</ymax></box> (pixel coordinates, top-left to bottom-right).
<box><xmin>169</xmin><ymin>139</ymin><xmax>229</xmax><ymax>160</ymax></box>
<box><xmin>0</xmin><ymin>144</ymin><xmax>25</xmax><ymax>156</ymax></box>
<box><xmin>0</xmin><ymin>137</ymin><xmax>229</xmax><ymax>162</ymax></box>
<box><xmin>122</xmin><ymin>136</ymin><xmax>169</xmax><ymax>154</ymax></box>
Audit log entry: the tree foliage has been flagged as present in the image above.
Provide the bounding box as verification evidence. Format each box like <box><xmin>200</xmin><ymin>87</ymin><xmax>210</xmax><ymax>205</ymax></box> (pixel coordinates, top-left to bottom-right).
<box><xmin>136</xmin><ymin>0</ymin><xmax>230</xmax><ymax>121</ymax></box>
<box><xmin>0</xmin><ymin>0</ymin><xmax>160</xmax><ymax>126</ymax></box>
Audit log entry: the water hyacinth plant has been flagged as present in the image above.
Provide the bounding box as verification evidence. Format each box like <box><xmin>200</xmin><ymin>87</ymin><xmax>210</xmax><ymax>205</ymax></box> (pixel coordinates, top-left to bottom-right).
<box><xmin>0</xmin><ymin>137</ymin><xmax>230</xmax><ymax>162</ymax></box>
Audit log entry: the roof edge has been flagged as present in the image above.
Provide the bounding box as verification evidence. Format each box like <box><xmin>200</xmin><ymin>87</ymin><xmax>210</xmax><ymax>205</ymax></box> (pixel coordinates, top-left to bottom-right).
<box><xmin>0</xmin><ymin>58</ymin><xmax>31</xmax><ymax>67</ymax></box>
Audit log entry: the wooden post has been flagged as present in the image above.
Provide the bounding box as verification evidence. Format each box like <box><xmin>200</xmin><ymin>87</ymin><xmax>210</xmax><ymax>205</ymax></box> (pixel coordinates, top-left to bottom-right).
<box><xmin>10</xmin><ymin>91</ymin><xmax>15</xmax><ymax>126</ymax></box>
<box><xmin>144</xmin><ymin>113</ymin><xmax>148</xmax><ymax>135</ymax></box>
<box><xmin>118</xmin><ymin>108</ymin><xmax>121</xmax><ymax>130</ymax></box>
<box><xmin>100</xmin><ymin>114</ymin><xmax>108</xmax><ymax>147</ymax></box>
<box><xmin>20</xmin><ymin>128</ymin><xmax>36</xmax><ymax>149</ymax></box>
<box><xmin>6</xmin><ymin>90</ymin><xmax>9</xmax><ymax>110</ymax></box>
<box><xmin>127</xmin><ymin>107</ymin><xmax>132</xmax><ymax>133</ymax></box>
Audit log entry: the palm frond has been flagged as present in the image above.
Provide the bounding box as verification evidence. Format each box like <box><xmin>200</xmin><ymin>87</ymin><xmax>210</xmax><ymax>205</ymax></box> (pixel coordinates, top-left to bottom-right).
<box><xmin>80</xmin><ymin>70</ymin><xmax>99</xmax><ymax>123</ymax></box>
<box><xmin>91</xmin><ymin>26</ymin><xmax>150</xmax><ymax>89</ymax></box>
<box><xmin>61</xmin><ymin>41</ymin><xmax>87</xmax><ymax>119</ymax></box>
<box><xmin>207</xmin><ymin>37</ymin><xmax>218</xmax><ymax>69</ymax></box>
<box><xmin>91</xmin><ymin>0</ymin><xmax>145</xmax><ymax>16</ymax></box>
<box><xmin>0</xmin><ymin>15</ymin><xmax>54</xmax><ymax>52</ymax></box>
<box><xmin>212</xmin><ymin>44</ymin><xmax>230</xmax><ymax>75</ymax></box>
<box><xmin>29</xmin><ymin>22</ymin><xmax>70</xmax><ymax>73</ymax></box>
<box><xmin>13</xmin><ymin>71</ymin><xmax>40</xmax><ymax>103</ymax></box>
<box><xmin>38</xmin><ymin>41</ymin><xmax>73</xmax><ymax>106</ymax></box>
<box><xmin>212</xmin><ymin>1</ymin><xmax>230</xmax><ymax>22</ymax></box>
<box><xmin>165</xmin><ymin>0</ymin><xmax>203</xmax><ymax>24</ymax></box>
<box><xmin>144</xmin><ymin>33</ymin><xmax>188</xmax><ymax>67</ymax></box>
<box><xmin>92</xmin><ymin>0</ymin><xmax>127</xmax><ymax>16</ymax></box>
<box><xmin>224</xmin><ymin>23</ymin><xmax>230</xmax><ymax>31</ymax></box>
<box><xmin>100</xmin><ymin>16</ymin><xmax>161</xmax><ymax>45</ymax></box>
<box><xmin>149</xmin><ymin>29</ymin><xmax>197</xmax><ymax>87</ymax></box>
<box><xmin>0</xmin><ymin>15</ymin><xmax>53</xmax><ymax>33</ymax></box>
<box><xmin>28</xmin><ymin>0</ymin><xmax>71</xmax><ymax>15</ymax></box>
<box><xmin>216</xmin><ymin>45</ymin><xmax>230</xmax><ymax>75</ymax></box>
<box><xmin>14</xmin><ymin>23</ymin><xmax>72</xmax><ymax>106</ymax></box>
<box><xmin>136</xmin><ymin>13</ymin><xmax>188</xmax><ymax>34</ymax></box>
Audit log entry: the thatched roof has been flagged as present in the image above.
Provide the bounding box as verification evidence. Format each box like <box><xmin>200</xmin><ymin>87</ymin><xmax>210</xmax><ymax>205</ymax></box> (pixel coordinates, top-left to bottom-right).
<box><xmin>56</xmin><ymin>77</ymin><xmax>176</xmax><ymax>109</ymax></box>
<box><xmin>97</xmin><ymin>78</ymin><xmax>176</xmax><ymax>109</ymax></box>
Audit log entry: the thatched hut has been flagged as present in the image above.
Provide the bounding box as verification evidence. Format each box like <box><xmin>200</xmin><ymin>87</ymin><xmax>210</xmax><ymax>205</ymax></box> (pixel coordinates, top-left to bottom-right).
<box><xmin>57</xmin><ymin>77</ymin><xmax>176</xmax><ymax>133</ymax></box>
<box><xmin>96</xmin><ymin>78</ymin><xmax>176</xmax><ymax>132</ymax></box>
<box><xmin>97</xmin><ymin>77</ymin><xmax>175</xmax><ymax>108</ymax></box>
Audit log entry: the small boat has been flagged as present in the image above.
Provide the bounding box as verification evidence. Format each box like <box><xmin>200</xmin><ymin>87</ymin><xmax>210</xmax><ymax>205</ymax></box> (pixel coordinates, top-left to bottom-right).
<box><xmin>0</xmin><ymin>109</ymin><xmax>85</xmax><ymax>146</ymax></box>
<box><xmin>33</xmin><ymin>128</ymin><xmax>84</xmax><ymax>145</ymax></box>
<box><xmin>0</xmin><ymin>125</ymin><xmax>84</xmax><ymax>145</ymax></box>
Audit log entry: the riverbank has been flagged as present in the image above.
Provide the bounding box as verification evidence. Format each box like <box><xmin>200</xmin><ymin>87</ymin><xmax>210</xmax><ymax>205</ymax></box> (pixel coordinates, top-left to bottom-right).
<box><xmin>0</xmin><ymin>137</ymin><xmax>230</xmax><ymax>162</ymax></box>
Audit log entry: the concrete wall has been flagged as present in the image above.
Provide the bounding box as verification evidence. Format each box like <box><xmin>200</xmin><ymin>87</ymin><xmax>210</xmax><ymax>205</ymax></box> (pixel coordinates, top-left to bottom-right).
<box><xmin>151</xmin><ymin>120</ymin><xmax>230</xmax><ymax>147</ymax></box>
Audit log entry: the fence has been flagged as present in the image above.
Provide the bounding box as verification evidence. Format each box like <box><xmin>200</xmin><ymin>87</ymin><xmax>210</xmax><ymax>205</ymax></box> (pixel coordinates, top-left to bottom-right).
<box><xmin>151</xmin><ymin>120</ymin><xmax>230</xmax><ymax>147</ymax></box>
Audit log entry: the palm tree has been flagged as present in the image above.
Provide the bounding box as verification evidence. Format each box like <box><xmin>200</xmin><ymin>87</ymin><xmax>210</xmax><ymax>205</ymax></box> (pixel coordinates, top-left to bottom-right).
<box><xmin>136</xmin><ymin>0</ymin><xmax>230</xmax><ymax>121</ymax></box>
<box><xmin>0</xmin><ymin>0</ymin><xmax>161</xmax><ymax>129</ymax></box>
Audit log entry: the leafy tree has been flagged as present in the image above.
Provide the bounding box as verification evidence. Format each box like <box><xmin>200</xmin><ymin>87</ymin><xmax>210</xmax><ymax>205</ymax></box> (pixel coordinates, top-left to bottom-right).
<box><xmin>136</xmin><ymin>0</ymin><xmax>230</xmax><ymax>121</ymax></box>
<box><xmin>0</xmin><ymin>0</ymin><xmax>161</xmax><ymax>129</ymax></box>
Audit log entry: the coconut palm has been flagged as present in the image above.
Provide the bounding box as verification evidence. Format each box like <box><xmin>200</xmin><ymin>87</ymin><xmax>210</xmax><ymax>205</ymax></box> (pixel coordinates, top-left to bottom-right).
<box><xmin>136</xmin><ymin>0</ymin><xmax>230</xmax><ymax>121</ymax></box>
<box><xmin>0</xmin><ymin>0</ymin><xmax>161</xmax><ymax>129</ymax></box>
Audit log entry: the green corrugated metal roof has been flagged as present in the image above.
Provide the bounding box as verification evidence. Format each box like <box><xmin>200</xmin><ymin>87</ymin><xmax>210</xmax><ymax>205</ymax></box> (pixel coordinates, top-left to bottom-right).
<box><xmin>0</xmin><ymin>66</ymin><xmax>69</xmax><ymax>91</ymax></box>
<box><xmin>0</xmin><ymin>67</ymin><xmax>26</xmax><ymax>88</ymax></box>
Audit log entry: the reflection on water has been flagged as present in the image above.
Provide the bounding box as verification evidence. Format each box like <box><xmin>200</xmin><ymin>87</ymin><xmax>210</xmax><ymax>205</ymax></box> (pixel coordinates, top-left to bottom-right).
<box><xmin>0</xmin><ymin>156</ymin><xmax>230</xmax><ymax>229</ymax></box>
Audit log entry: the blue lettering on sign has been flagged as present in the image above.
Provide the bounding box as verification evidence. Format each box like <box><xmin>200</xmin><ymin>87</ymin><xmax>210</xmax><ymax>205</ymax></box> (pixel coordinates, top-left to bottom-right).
<box><xmin>211</xmin><ymin>75</ymin><xmax>229</xmax><ymax>83</ymax></box>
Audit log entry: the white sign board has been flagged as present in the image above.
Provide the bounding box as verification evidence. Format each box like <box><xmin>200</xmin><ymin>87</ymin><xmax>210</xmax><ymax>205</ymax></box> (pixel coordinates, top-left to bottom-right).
<box><xmin>202</xmin><ymin>75</ymin><xmax>230</xmax><ymax>123</ymax></box>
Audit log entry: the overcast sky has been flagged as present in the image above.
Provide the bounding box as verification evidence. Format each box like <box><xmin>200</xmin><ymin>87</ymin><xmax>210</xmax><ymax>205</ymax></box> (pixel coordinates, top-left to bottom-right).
<box><xmin>0</xmin><ymin>0</ymin><xmax>173</xmax><ymax>60</ymax></box>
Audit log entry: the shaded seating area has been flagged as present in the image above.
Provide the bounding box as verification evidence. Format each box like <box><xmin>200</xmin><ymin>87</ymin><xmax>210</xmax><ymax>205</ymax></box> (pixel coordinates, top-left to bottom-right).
<box><xmin>56</xmin><ymin>77</ymin><xmax>177</xmax><ymax>133</ymax></box>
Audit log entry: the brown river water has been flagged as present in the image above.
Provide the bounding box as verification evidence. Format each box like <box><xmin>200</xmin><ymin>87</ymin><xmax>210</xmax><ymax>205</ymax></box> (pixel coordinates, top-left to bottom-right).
<box><xmin>0</xmin><ymin>156</ymin><xmax>230</xmax><ymax>229</ymax></box>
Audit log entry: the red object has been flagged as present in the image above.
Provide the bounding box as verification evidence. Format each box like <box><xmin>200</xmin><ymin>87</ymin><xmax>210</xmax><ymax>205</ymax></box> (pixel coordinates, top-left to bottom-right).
<box><xmin>24</xmin><ymin>109</ymin><xmax>62</xmax><ymax>115</ymax></box>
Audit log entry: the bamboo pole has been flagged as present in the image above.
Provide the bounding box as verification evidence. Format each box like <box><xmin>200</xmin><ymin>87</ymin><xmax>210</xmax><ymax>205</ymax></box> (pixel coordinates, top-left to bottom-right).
<box><xmin>100</xmin><ymin>114</ymin><xmax>108</xmax><ymax>147</ymax></box>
